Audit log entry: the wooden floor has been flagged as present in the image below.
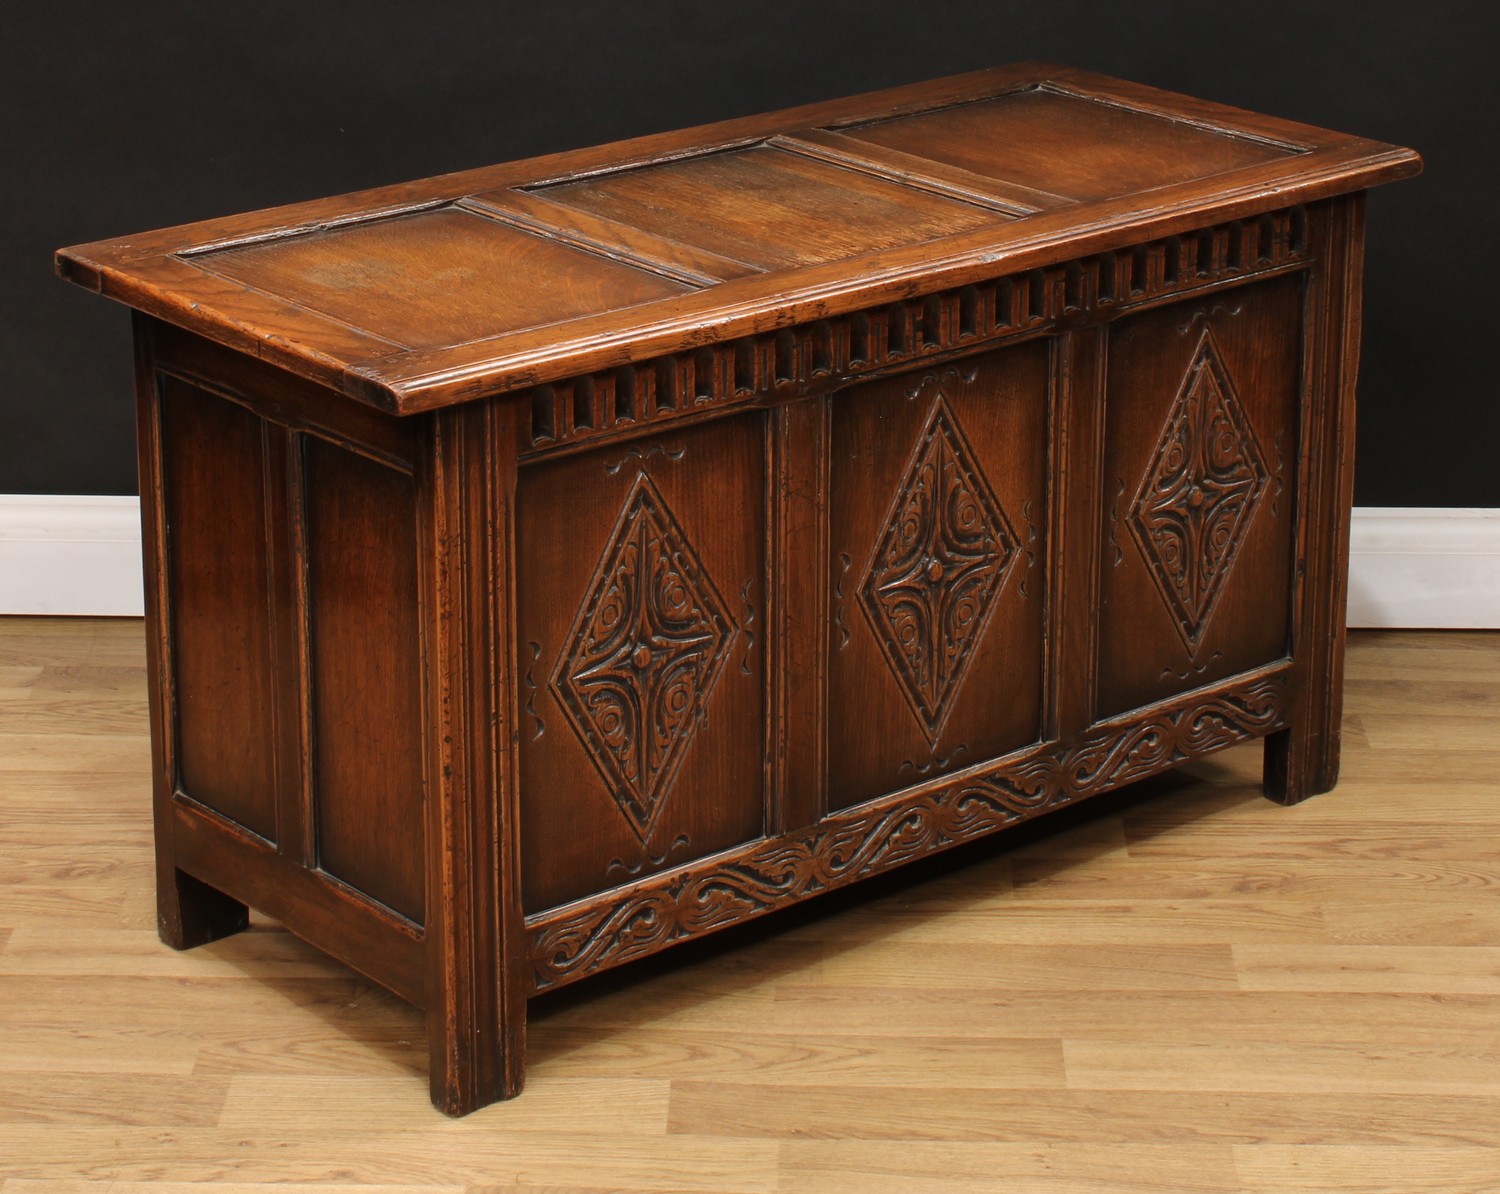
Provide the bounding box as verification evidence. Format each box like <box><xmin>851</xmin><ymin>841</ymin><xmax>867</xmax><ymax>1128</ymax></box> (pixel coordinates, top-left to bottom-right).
<box><xmin>1</xmin><ymin>619</ymin><xmax>1498</xmax><ymax>1193</ymax></box>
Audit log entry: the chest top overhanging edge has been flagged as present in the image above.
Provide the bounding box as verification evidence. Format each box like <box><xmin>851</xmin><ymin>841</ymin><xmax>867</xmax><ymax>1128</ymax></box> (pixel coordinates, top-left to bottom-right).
<box><xmin>56</xmin><ymin>62</ymin><xmax>1421</xmax><ymax>415</ymax></box>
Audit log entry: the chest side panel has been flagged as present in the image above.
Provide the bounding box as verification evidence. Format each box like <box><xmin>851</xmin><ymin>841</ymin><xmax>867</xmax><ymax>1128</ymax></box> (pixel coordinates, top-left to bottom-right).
<box><xmin>158</xmin><ymin>376</ymin><xmax>280</xmax><ymax>843</ymax></box>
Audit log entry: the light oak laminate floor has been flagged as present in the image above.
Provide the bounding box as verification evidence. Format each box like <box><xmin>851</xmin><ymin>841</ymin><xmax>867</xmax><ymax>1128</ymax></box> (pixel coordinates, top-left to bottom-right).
<box><xmin>1</xmin><ymin>619</ymin><xmax>1497</xmax><ymax>1193</ymax></box>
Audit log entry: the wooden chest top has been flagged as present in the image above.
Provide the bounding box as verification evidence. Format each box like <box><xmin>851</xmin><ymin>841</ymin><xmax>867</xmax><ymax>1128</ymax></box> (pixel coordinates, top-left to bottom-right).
<box><xmin>56</xmin><ymin>63</ymin><xmax>1418</xmax><ymax>414</ymax></box>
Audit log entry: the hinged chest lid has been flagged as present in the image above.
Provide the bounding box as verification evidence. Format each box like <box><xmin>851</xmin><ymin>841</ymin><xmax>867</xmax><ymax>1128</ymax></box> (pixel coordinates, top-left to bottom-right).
<box><xmin>57</xmin><ymin>63</ymin><xmax>1419</xmax><ymax>414</ymax></box>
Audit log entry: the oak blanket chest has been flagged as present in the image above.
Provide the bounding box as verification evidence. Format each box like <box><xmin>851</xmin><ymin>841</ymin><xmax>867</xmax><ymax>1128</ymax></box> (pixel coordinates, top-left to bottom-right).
<box><xmin>57</xmin><ymin>64</ymin><xmax>1420</xmax><ymax>1115</ymax></box>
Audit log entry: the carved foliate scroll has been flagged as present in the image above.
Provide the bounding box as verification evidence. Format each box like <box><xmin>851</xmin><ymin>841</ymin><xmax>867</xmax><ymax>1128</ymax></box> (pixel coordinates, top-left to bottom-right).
<box><xmin>529</xmin><ymin>672</ymin><xmax>1288</xmax><ymax>990</ymax></box>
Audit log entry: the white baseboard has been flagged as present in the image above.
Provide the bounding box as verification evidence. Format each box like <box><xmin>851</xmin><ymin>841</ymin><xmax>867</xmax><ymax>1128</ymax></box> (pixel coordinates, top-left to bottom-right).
<box><xmin>0</xmin><ymin>496</ymin><xmax>144</xmax><ymax>617</ymax></box>
<box><xmin>2</xmin><ymin>497</ymin><xmax>1496</xmax><ymax>627</ymax></box>
<box><xmin>1345</xmin><ymin>507</ymin><xmax>1500</xmax><ymax>629</ymax></box>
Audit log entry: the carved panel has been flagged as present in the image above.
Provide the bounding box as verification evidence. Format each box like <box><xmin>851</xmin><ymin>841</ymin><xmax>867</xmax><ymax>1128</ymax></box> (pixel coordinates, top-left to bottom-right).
<box><xmin>828</xmin><ymin>344</ymin><xmax>1048</xmax><ymax>811</ymax></box>
<box><xmin>1128</xmin><ymin>330</ymin><xmax>1269</xmax><ymax>654</ymax></box>
<box><xmin>552</xmin><ymin>474</ymin><xmax>736</xmax><ymax>843</ymax></box>
<box><xmin>859</xmin><ymin>394</ymin><xmax>1018</xmax><ymax>743</ymax></box>
<box><xmin>528</xmin><ymin>669</ymin><xmax>1288</xmax><ymax>991</ymax></box>
<box><xmin>1098</xmin><ymin>274</ymin><xmax>1302</xmax><ymax>718</ymax></box>
<box><xmin>516</xmin><ymin>414</ymin><xmax>765</xmax><ymax>913</ymax></box>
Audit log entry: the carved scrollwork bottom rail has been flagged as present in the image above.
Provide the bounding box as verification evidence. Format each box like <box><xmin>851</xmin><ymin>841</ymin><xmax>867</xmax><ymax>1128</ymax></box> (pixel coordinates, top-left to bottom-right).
<box><xmin>526</xmin><ymin>666</ymin><xmax>1289</xmax><ymax>992</ymax></box>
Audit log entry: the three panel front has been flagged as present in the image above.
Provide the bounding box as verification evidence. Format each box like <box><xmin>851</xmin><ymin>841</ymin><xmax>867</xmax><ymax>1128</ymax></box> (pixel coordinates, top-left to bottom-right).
<box><xmin>513</xmin><ymin>269</ymin><xmax>1306</xmax><ymax>915</ymax></box>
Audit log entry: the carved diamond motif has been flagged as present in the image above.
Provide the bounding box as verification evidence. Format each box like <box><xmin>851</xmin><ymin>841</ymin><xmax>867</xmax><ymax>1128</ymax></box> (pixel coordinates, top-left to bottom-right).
<box><xmin>1129</xmin><ymin>330</ymin><xmax>1269</xmax><ymax>653</ymax></box>
<box><xmin>552</xmin><ymin>475</ymin><xmax>735</xmax><ymax>843</ymax></box>
<box><xmin>860</xmin><ymin>394</ymin><xmax>1018</xmax><ymax>745</ymax></box>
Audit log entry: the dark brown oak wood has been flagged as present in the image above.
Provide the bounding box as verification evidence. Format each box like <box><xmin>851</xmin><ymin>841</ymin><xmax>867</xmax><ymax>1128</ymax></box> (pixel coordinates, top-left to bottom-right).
<box><xmin>417</xmin><ymin>399</ymin><xmax>526</xmax><ymax>1115</ymax></box>
<box><xmin>303</xmin><ymin>436</ymin><xmax>425</xmax><ymax>923</ymax></box>
<box><xmin>826</xmin><ymin>348</ymin><xmax>1049</xmax><ymax>809</ymax></box>
<box><xmin>531</xmin><ymin>145</ymin><xmax>1006</xmax><ymax>271</ymax></box>
<box><xmin>170</xmin><ymin>798</ymin><xmax>425</xmax><ymax>1005</ymax></box>
<box><xmin>157</xmin><ymin>373</ymin><xmax>279</xmax><ymax>843</ymax></box>
<box><xmin>771</xmin><ymin>397</ymin><xmax>830</xmax><ymax>835</ymax></box>
<box><xmin>147</xmin><ymin>321</ymin><xmax>416</xmax><ymax>468</ymax></box>
<box><xmin>1264</xmin><ymin>194</ymin><xmax>1367</xmax><ymax>803</ymax></box>
<box><xmin>1098</xmin><ymin>273</ymin><xmax>1303</xmax><ymax>717</ymax></box>
<box><xmin>57</xmin><ymin>64</ymin><xmax>1418</xmax><ymax>413</ymax></box>
<box><xmin>196</xmin><ymin>205</ymin><xmax>693</xmax><ymax>350</ymax></box>
<box><xmin>1047</xmin><ymin>326</ymin><xmax>1106</xmax><ymax>741</ymax></box>
<box><xmin>526</xmin><ymin>664</ymin><xmax>1292</xmax><ymax>993</ymax></box>
<box><xmin>461</xmin><ymin>190</ymin><xmax>758</xmax><ymax>285</ymax></box>
<box><xmin>133</xmin><ymin>318</ymin><xmax>250</xmax><ymax>951</ymax></box>
<box><xmin>767</xmin><ymin>129</ymin><xmax>1068</xmax><ymax>215</ymax></box>
<box><xmin>58</xmin><ymin>66</ymin><xmax>1418</xmax><ymax>1116</ymax></box>
<box><xmin>514</xmin><ymin>415</ymin><xmax>766</xmax><ymax>912</ymax></box>
<box><xmin>833</xmin><ymin>85</ymin><xmax>1295</xmax><ymax>201</ymax></box>
<box><xmin>49</xmin><ymin>63</ymin><xmax>1074</xmax><ymax>281</ymax></box>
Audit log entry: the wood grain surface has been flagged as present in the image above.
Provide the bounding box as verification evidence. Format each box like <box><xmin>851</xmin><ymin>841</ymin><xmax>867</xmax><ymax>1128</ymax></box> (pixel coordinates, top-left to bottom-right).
<box><xmin>532</xmin><ymin>145</ymin><xmax>1004</xmax><ymax>271</ymax></box>
<box><xmin>835</xmin><ymin>87</ymin><xmax>1294</xmax><ymax>200</ymax></box>
<box><xmin>3</xmin><ymin>617</ymin><xmax>1496</xmax><ymax>1192</ymax></box>
<box><xmin>56</xmin><ymin>64</ymin><xmax>1419</xmax><ymax>412</ymax></box>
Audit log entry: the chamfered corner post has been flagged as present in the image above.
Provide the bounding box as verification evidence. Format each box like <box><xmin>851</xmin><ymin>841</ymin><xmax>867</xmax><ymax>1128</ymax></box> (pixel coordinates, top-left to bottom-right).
<box><xmin>419</xmin><ymin>397</ymin><xmax>528</xmax><ymax>1116</ymax></box>
<box><xmin>132</xmin><ymin>313</ymin><xmax>250</xmax><ymax>948</ymax></box>
<box><xmin>1264</xmin><ymin>193</ymin><xmax>1367</xmax><ymax>805</ymax></box>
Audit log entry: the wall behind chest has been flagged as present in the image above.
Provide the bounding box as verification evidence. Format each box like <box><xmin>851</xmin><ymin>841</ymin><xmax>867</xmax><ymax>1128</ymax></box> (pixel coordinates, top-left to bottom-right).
<box><xmin>4</xmin><ymin>0</ymin><xmax>1490</xmax><ymax>506</ymax></box>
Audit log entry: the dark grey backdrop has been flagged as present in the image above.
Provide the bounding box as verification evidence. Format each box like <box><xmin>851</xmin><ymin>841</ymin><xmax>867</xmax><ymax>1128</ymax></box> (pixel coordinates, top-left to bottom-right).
<box><xmin>3</xmin><ymin>1</ymin><xmax>1492</xmax><ymax>506</ymax></box>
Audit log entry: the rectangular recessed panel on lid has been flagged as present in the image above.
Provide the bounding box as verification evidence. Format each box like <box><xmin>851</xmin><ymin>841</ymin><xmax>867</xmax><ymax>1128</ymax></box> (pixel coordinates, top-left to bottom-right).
<box><xmin>532</xmin><ymin>145</ymin><xmax>1008</xmax><ymax>272</ymax></box>
<box><xmin>190</xmin><ymin>205</ymin><xmax>691</xmax><ymax>350</ymax></box>
<box><xmin>839</xmin><ymin>88</ymin><xmax>1296</xmax><ymax>202</ymax></box>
